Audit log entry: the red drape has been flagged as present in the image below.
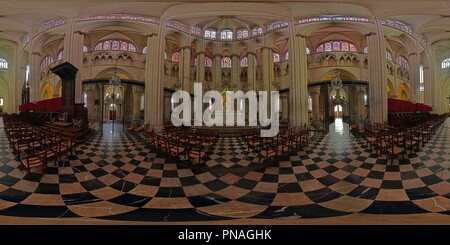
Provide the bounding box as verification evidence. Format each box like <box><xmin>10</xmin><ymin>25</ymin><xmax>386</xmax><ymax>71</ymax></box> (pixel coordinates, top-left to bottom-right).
<box><xmin>19</xmin><ymin>97</ymin><xmax>62</xmax><ymax>112</ymax></box>
<box><xmin>388</xmin><ymin>98</ymin><xmax>432</xmax><ymax>113</ymax></box>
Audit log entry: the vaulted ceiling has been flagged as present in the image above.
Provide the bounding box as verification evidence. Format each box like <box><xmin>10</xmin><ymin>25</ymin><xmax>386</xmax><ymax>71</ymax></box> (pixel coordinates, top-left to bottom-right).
<box><xmin>0</xmin><ymin>0</ymin><xmax>449</xmax><ymax>47</ymax></box>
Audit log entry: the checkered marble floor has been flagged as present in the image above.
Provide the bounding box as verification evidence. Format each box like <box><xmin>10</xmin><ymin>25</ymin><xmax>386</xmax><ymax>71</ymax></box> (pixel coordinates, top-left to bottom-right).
<box><xmin>0</xmin><ymin>118</ymin><xmax>449</xmax><ymax>221</ymax></box>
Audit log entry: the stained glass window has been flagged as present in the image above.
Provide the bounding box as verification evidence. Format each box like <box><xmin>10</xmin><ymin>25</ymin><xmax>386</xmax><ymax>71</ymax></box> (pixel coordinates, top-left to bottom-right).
<box><xmin>316</xmin><ymin>45</ymin><xmax>324</xmax><ymax>53</ymax></box>
<box><xmin>111</xmin><ymin>41</ymin><xmax>120</xmax><ymax>50</ymax></box>
<box><xmin>221</xmin><ymin>30</ymin><xmax>233</xmax><ymax>41</ymax></box>
<box><xmin>363</xmin><ymin>47</ymin><xmax>368</xmax><ymax>53</ymax></box>
<box><xmin>93</xmin><ymin>40</ymin><xmax>138</xmax><ymax>52</ymax></box>
<box><xmin>0</xmin><ymin>58</ymin><xmax>8</xmax><ymax>69</ymax></box>
<box><xmin>273</xmin><ymin>53</ymin><xmax>280</xmax><ymax>63</ymax></box>
<box><xmin>83</xmin><ymin>46</ymin><xmax>88</xmax><ymax>53</ymax></box>
<box><xmin>386</xmin><ymin>50</ymin><xmax>393</xmax><ymax>61</ymax></box>
<box><xmin>205</xmin><ymin>57</ymin><xmax>212</xmax><ymax>67</ymax></box>
<box><xmin>442</xmin><ymin>58</ymin><xmax>450</xmax><ymax>69</ymax></box>
<box><xmin>103</xmin><ymin>41</ymin><xmax>111</xmax><ymax>50</ymax></box>
<box><xmin>94</xmin><ymin>43</ymin><xmax>102</xmax><ymax>51</ymax></box>
<box><xmin>240</xmin><ymin>57</ymin><xmax>248</xmax><ymax>67</ymax></box>
<box><xmin>237</xmin><ymin>29</ymin><xmax>248</xmax><ymax>40</ymax></box>
<box><xmin>143</xmin><ymin>47</ymin><xmax>147</xmax><ymax>54</ymax></box>
<box><xmin>333</xmin><ymin>42</ymin><xmax>341</xmax><ymax>51</ymax></box>
<box><xmin>172</xmin><ymin>52</ymin><xmax>179</xmax><ymax>62</ymax></box>
<box><xmin>316</xmin><ymin>41</ymin><xmax>357</xmax><ymax>53</ymax></box>
<box><xmin>57</xmin><ymin>50</ymin><xmax>64</xmax><ymax>60</ymax></box>
<box><xmin>396</xmin><ymin>56</ymin><xmax>409</xmax><ymax>69</ymax></box>
<box><xmin>341</xmin><ymin>42</ymin><xmax>349</xmax><ymax>51</ymax></box>
<box><xmin>221</xmin><ymin>57</ymin><xmax>231</xmax><ymax>68</ymax></box>
<box><xmin>205</xmin><ymin>29</ymin><xmax>217</xmax><ymax>40</ymax></box>
<box><xmin>286</xmin><ymin>51</ymin><xmax>291</xmax><ymax>59</ymax></box>
<box><xmin>120</xmin><ymin>42</ymin><xmax>128</xmax><ymax>51</ymax></box>
<box><xmin>40</xmin><ymin>56</ymin><xmax>54</xmax><ymax>69</ymax></box>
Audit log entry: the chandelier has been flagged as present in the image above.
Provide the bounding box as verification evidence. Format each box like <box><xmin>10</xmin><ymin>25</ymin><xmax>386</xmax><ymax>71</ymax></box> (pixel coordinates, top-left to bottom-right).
<box><xmin>109</xmin><ymin>70</ymin><xmax>121</xmax><ymax>88</ymax></box>
<box><xmin>272</xmin><ymin>76</ymin><xmax>281</xmax><ymax>90</ymax></box>
<box><xmin>331</xmin><ymin>71</ymin><xmax>342</xmax><ymax>89</ymax></box>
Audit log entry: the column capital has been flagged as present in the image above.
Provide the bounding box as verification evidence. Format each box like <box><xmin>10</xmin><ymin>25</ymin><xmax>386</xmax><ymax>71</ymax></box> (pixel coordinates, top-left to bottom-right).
<box><xmin>363</xmin><ymin>32</ymin><xmax>376</xmax><ymax>38</ymax></box>
<box><xmin>31</xmin><ymin>52</ymin><xmax>41</xmax><ymax>56</ymax></box>
<box><xmin>408</xmin><ymin>52</ymin><xmax>418</xmax><ymax>57</ymax></box>
<box><xmin>145</xmin><ymin>33</ymin><xmax>158</xmax><ymax>39</ymax></box>
<box><xmin>261</xmin><ymin>46</ymin><xmax>273</xmax><ymax>51</ymax></box>
<box><xmin>213</xmin><ymin>53</ymin><xmax>222</xmax><ymax>59</ymax></box>
<box><xmin>73</xmin><ymin>30</ymin><xmax>88</xmax><ymax>36</ymax></box>
<box><xmin>230</xmin><ymin>54</ymin><xmax>240</xmax><ymax>59</ymax></box>
<box><xmin>357</xmin><ymin>86</ymin><xmax>367</xmax><ymax>92</ymax></box>
<box><xmin>196</xmin><ymin>51</ymin><xmax>206</xmax><ymax>56</ymax></box>
<box><xmin>180</xmin><ymin>46</ymin><xmax>192</xmax><ymax>50</ymax></box>
<box><xmin>83</xmin><ymin>84</ymin><xmax>96</xmax><ymax>91</ymax></box>
<box><xmin>308</xmin><ymin>86</ymin><xmax>320</xmax><ymax>94</ymax></box>
<box><xmin>246</xmin><ymin>51</ymin><xmax>256</xmax><ymax>56</ymax></box>
<box><xmin>295</xmin><ymin>33</ymin><xmax>308</xmax><ymax>38</ymax></box>
<box><xmin>132</xmin><ymin>86</ymin><xmax>144</xmax><ymax>94</ymax></box>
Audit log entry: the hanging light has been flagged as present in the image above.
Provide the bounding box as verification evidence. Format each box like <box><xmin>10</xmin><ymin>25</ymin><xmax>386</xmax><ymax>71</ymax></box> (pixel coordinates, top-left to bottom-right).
<box><xmin>331</xmin><ymin>70</ymin><xmax>342</xmax><ymax>89</ymax></box>
<box><xmin>272</xmin><ymin>76</ymin><xmax>281</xmax><ymax>90</ymax></box>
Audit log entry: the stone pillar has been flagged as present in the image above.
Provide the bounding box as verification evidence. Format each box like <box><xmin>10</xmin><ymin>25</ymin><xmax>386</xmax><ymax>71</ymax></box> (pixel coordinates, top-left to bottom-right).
<box><xmin>247</xmin><ymin>51</ymin><xmax>256</xmax><ymax>91</ymax></box>
<box><xmin>408</xmin><ymin>51</ymin><xmax>420</xmax><ymax>102</ymax></box>
<box><xmin>29</xmin><ymin>51</ymin><xmax>41</xmax><ymax>102</ymax></box>
<box><xmin>64</xmin><ymin>19</ymin><xmax>85</xmax><ymax>103</ymax></box>
<box><xmin>196</xmin><ymin>51</ymin><xmax>206</xmax><ymax>84</ymax></box>
<box><xmin>424</xmin><ymin>46</ymin><xmax>435</xmax><ymax>110</ymax></box>
<box><xmin>288</xmin><ymin>26</ymin><xmax>309</xmax><ymax>127</ymax></box>
<box><xmin>144</xmin><ymin>29</ymin><xmax>165</xmax><ymax>128</ymax></box>
<box><xmin>180</xmin><ymin>46</ymin><xmax>191</xmax><ymax>92</ymax></box>
<box><xmin>231</xmin><ymin>54</ymin><xmax>239</xmax><ymax>91</ymax></box>
<box><xmin>281</xmin><ymin>92</ymin><xmax>289</xmax><ymax>120</ymax></box>
<box><xmin>357</xmin><ymin>86</ymin><xmax>367</xmax><ymax>120</ymax></box>
<box><xmin>85</xmin><ymin>84</ymin><xmax>96</xmax><ymax>120</ymax></box>
<box><xmin>132</xmin><ymin>86</ymin><xmax>143</xmax><ymax>121</ymax></box>
<box><xmin>309</xmin><ymin>86</ymin><xmax>320</xmax><ymax>120</ymax></box>
<box><xmin>261</xmin><ymin>46</ymin><xmax>273</xmax><ymax>92</ymax></box>
<box><xmin>366</xmin><ymin>25</ymin><xmax>387</xmax><ymax>123</ymax></box>
<box><xmin>213</xmin><ymin>53</ymin><xmax>222</xmax><ymax>90</ymax></box>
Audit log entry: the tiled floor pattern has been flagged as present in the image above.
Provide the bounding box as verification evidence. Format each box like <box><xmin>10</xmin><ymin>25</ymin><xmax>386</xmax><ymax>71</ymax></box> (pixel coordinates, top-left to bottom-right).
<box><xmin>0</xmin><ymin>118</ymin><xmax>449</xmax><ymax>221</ymax></box>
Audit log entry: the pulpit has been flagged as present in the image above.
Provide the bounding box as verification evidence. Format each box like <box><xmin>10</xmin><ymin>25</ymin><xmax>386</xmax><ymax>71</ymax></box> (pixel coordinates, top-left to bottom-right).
<box><xmin>50</xmin><ymin>62</ymin><xmax>88</xmax><ymax>128</ymax></box>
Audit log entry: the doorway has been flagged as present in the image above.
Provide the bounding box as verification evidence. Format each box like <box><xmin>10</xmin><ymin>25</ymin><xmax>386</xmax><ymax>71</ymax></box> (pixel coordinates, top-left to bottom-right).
<box><xmin>334</xmin><ymin>104</ymin><xmax>342</xmax><ymax>118</ymax></box>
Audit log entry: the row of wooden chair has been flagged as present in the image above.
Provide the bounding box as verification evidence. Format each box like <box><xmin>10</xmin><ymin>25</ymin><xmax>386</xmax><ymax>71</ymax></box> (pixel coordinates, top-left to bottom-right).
<box><xmin>352</xmin><ymin>114</ymin><xmax>446</xmax><ymax>164</ymax></box>
<box><xmin>3</xmin><ymin>115</ymin><xmax>76</xmax><ymax>174</ymax></box>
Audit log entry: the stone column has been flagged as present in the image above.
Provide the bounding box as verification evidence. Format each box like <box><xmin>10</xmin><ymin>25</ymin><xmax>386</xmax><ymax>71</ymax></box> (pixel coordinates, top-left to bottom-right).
<box><xmin>64</xmin><ymin>19</ymin><xmax>85</xmax><ymax>103</ymax></box>
<box><xmin>366</xmin><ymin>24</ymin><xmax>387</xmax><ymax>123</ymax></box>
<box><xmin>132</xmin><ymin>86</ymin><xmax>143</xmax><ymax>121</ymax></box>
<box><xmin>213</xmin><ymin>53</ymin><xmax>222</xmax><ymax>90</ymax></box>
<box><xmin>281</xmin><ymin>92</ymin><xmax>289</xmax><ymax>120</ymax></box>
<box><xmin>288</xmin><ymin>25</ymin><xmax>309</xmax><ymax>127</ymax></box>
<box><xmin>247</xmin><ymin>51</ymin><xmax>256</xmax><ymax>91</ymax></box>
<box><xmin>424</xmin><ymin>45</ymin><xmax>435</xmax><ymax>110</ymax></box>
<box><xmin>144</xmin><ymin>29</ymin><xmax>165</xmax><ymax>128</ymax></box>
<box><xmin>408</xmin><ymin>51</ymin><xmax>420</xmax><ymax>102</ymax></box>
<box><xmin>261</xmin><ymin>46</ymin><xmax>273</xmax><ymax>92</ymax></box>
<box><xmin>196</xmin><ymin>51</ymin><xmax>206</xmax><ymax>84</ymax></box>
<box><xmin>85</xmin><ymin>84</ymin><xmax>96</xmax><ymax>120</ymax></box>
<box><xmin>231</xmin><ymin>54</ymin><xmax>239</xmax><ymax>91</ymax></box>
<box><xmin>309</xmin><ymin>86</ymin><xmax>320</xmax><ymax>120</ymax></box>
<box><xmin>180</xmin><ymin>46</ymin><xmax>191</xmax><ymax>92</ymax></box>
<box><xmin>356</xmin><ymin>86</ymin><xmax>367</xmax><ymax>120</ymax></box>
<box><xmin>29</xmin><ymin>51</ymin><xmax>41</xmax><ymax>102</ymax></box>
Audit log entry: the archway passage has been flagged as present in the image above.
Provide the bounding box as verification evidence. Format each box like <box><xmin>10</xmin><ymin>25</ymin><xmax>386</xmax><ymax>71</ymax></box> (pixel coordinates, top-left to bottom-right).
<box><xmin>334</xmin><ymin>104</ymin><xmax>343</xmax><ymax>118</ymax></box>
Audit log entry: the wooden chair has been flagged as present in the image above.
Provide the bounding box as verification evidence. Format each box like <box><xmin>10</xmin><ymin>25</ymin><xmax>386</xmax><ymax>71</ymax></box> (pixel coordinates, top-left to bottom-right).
<box><xmin>21</xmin><ymin>148</ymin><xmax>48</xmax><ymax>174</ymax></box>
